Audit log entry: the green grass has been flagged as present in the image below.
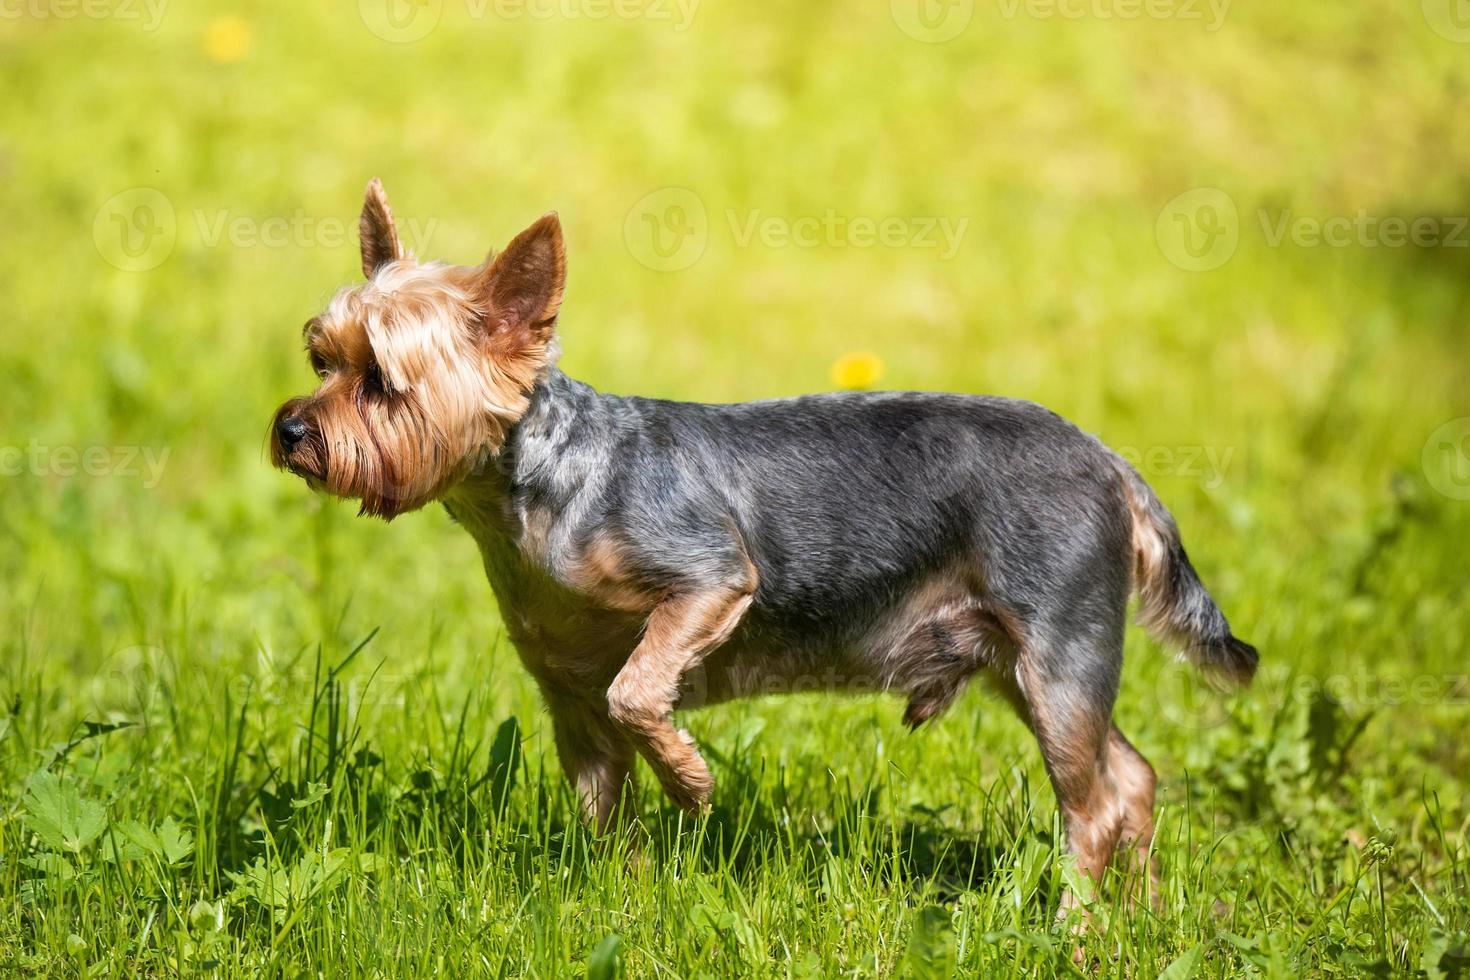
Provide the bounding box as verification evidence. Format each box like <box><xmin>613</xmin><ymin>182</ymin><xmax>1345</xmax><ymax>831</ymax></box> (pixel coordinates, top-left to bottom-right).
<box><xmin>2</xmin><ymin>1</ymin><xmax>1470</xmax><ymax>974</ymax></box>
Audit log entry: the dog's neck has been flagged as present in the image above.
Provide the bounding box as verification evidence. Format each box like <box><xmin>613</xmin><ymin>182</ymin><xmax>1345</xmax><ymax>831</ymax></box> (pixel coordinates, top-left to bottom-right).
<box><xmin>442</xmin><ymin>365</ymin><xmax>617</xmax><ymax>556</ymax></box>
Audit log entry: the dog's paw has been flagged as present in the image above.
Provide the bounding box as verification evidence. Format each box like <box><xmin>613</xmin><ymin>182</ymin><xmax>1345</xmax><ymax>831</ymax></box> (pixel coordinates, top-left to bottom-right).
<box><xmin>659</xmin><ymin>757</ymin><xmax>715</xmax><ymax>816</ymax></box>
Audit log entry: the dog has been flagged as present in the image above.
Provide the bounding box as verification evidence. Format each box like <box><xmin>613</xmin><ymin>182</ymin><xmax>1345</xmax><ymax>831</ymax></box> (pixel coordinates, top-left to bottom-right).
<box><xmin>271</xmin><ymin>179</ymin><xmax>1258</xmax><ymax>902</ymax></box>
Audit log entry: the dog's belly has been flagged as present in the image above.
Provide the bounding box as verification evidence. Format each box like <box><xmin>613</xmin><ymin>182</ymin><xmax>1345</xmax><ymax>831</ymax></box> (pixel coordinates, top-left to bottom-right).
<box><xmin>687</xmin><ymin>568</ymin><xmax>1012</xmax><ymax>725</ymax></box>
<box><xmin>688</xmin><ymin>643</ymin><xmax>865</xmax><ymax>707</ymax></box>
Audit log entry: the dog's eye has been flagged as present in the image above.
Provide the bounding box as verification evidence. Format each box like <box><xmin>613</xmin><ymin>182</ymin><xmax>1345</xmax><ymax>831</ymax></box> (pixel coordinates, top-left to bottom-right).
<box><xmin>309</xmin><ymin>351</ymin><xmax>329</xmax><ymax>378</ymax></box>
<box><xmin>364</xmin><ymin>361</ymin><xmax>388</xmax><ymax>395</ymax></box>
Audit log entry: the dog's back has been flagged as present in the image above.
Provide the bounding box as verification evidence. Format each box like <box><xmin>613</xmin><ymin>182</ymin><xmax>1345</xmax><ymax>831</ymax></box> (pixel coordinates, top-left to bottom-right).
<box><xmin>585</xmin><ymin>389</ymin><xmax>1129</xmax><ymax>654</ymax></box>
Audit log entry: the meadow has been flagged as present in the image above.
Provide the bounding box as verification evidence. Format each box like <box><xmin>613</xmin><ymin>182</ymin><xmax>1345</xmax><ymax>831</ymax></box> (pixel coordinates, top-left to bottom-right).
<box><xmin>1</xmin><ymin>0</ymin><xmax>1469</xmax><ymax>974</ymax></box>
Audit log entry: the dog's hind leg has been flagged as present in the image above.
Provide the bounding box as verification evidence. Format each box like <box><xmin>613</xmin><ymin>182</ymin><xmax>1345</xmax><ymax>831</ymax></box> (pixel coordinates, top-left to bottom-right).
<box><xmin>1002</xmin><ymin>675</ymin><xmax>1160</xmax><ymax>910</ymax></box>
<box><xmin>990</xmin><ymin>614</ymin><xmax>1128</xmax><ymax>912</ymax></box>
<box><xmin>605</xmin><ymin>585</ymin><xmax>755</xmax><ymax>814</ymax></box>
<box><xmin>1020</xmin><ymin>669</ymin><xmax>1121</xmax><ymax>907</ymax></box>
<box><xmin>1108</xmin><ymin>724</ymin><xmax>1160</xmax><ymax>902</ymax></box>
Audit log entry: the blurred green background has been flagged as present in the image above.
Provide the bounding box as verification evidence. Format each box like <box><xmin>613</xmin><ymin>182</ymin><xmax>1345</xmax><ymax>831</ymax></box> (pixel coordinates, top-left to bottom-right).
<box><xmin>1</xmin><ymin>0</ymin><xmax>1469</xmax><ymax>974</ymax></box>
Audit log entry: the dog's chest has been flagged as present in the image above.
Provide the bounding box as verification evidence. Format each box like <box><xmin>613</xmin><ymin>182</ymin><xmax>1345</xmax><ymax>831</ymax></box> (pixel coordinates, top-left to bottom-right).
<box><xmin>447</xmin><ymin>494</ymin><xmax>645</xmax><ymax>689</ymax></box>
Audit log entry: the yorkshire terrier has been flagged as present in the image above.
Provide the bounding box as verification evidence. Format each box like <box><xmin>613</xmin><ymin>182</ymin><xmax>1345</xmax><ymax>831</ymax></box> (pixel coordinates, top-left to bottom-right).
<box><xmin>272</xmin><ymin>179</ymin><xmax>1257</xmax><ymax>900</ymax></box>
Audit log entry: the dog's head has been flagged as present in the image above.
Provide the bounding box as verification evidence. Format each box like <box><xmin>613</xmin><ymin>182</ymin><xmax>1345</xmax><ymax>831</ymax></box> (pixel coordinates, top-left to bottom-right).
<box><xmin>270</xmin><ymin>179</ymin><xmax>565</xmax><ymax>518</ymax></box>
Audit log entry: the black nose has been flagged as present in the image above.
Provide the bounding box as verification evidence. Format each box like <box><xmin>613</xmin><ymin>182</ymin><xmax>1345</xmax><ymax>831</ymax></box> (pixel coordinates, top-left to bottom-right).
<box><xmin>277</xmin><ymin>416</ymin><xmax>308</xmax><ymax>449</ymax></box>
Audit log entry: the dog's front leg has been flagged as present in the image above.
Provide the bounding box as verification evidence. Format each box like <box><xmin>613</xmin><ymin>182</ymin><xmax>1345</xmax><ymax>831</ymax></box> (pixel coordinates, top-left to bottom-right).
<box><xmin>605</xmin><ymin>587</ymin><xmax>753</xmax><ymax>814</ymax></box>
<box><xmin>547</xmin><ymin>696</ymin><xmax>638</xmax><ymax>833</ymax></box>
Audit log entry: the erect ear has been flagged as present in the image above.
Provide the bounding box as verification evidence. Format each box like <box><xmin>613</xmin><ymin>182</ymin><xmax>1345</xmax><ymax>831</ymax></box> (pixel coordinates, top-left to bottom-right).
<box><xmin>359</xmin><ymin>177</ymin><xmax>405</xmax><ymax>278</ymax></box>
<box><xmin>477</xmin><ymin>212</ymin><xmax>566</xmax><ymax>339</ymax></box>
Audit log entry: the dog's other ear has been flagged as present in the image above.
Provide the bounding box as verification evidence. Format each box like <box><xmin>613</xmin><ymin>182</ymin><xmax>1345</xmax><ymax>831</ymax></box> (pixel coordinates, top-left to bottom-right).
<box><xmin>360</xmin><ymin>178</ymin><xmax>405</xmax><ymax>278</ymax></box>
<box><xmin>478</xmin><ymin>212</ymin><xmax>566</xmax><ymax>340</ymax></box>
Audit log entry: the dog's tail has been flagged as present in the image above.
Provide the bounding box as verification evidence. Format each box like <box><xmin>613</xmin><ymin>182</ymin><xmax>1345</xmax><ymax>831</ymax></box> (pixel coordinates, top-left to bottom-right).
<box><xmin>1112</xmin><ymin>454</ymin><xmax>1259</xmax><ymax>688</ymax></box>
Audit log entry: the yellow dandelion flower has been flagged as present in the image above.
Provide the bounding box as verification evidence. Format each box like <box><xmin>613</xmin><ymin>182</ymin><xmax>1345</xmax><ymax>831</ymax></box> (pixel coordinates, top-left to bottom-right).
<box><xmin>203</xmin><ymin>16</ymin><xmax>252</xmax><ymax>64</ymax></box>
<box><xmin>830</xmin><ymin>351</ymin><xmax>884</xmax><ymax>390</ymax></box>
